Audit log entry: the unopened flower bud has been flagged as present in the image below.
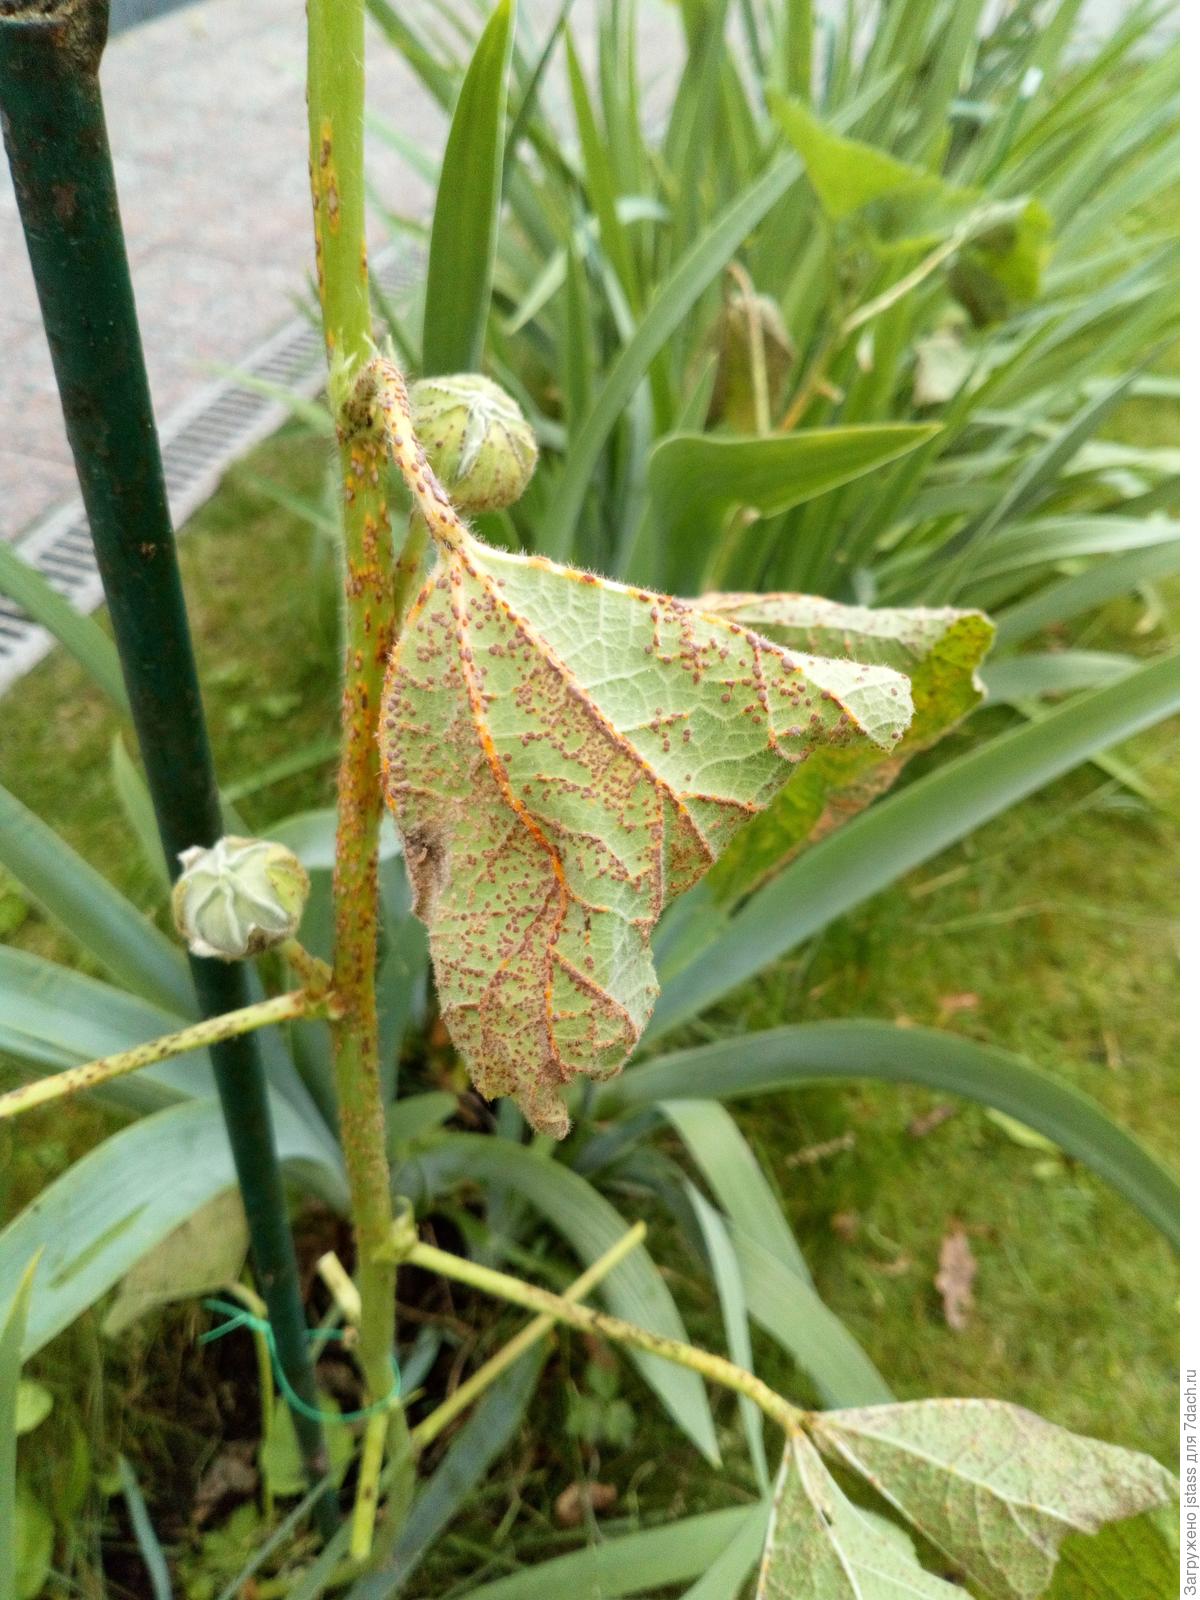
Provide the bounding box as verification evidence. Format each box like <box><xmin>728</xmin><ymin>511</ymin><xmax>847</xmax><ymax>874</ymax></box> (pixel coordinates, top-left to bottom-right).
<box><xmin>172</xmin><ymin>836</ymin><xmax>309</xmax><ymax>961</ymax></box>
<box><xmin>409</xmin><ymin>374</ymin><xmax>537</xmax><ymax>512</ymax></box>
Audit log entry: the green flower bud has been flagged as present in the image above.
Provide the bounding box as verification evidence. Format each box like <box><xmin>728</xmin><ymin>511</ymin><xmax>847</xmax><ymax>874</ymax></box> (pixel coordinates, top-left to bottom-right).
<box><xmin>409</xmin><ymin>374</ymin><xmax>538</xmax><ymax>512</ymax></box>
<box><xmin>172</xmin><ymin>836</ymin><xmax>309</xmax><ymax>961</ymax></box>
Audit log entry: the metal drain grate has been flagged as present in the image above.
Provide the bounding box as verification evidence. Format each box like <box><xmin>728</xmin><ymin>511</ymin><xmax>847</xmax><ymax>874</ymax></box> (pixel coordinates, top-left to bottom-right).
<box><xmin>0</xmin><ymin>244</ymin><xmax>418</xmax><ymax>699</ymax></box>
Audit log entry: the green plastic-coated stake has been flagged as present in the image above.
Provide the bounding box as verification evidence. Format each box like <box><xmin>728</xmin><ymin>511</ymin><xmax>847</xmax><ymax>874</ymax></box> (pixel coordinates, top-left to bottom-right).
<box><xmin>0</xmin><ymin>0</ymin><xmax>339</xmax><ymax>1537</ymax></box>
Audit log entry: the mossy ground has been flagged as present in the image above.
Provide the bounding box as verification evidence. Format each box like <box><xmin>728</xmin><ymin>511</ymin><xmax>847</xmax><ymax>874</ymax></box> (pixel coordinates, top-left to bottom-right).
<box><xmin>0</xmin><ymin>415</ymin><xmax>1178</xmax><ymax>1592</ymax></box>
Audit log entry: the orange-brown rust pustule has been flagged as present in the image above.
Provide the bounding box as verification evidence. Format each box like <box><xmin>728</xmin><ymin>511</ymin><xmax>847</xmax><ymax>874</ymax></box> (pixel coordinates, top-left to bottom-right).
<box><xmin>369</xmin><ymin>353</ymin><xmax>914</xmax><ymax>1137</ymax></box>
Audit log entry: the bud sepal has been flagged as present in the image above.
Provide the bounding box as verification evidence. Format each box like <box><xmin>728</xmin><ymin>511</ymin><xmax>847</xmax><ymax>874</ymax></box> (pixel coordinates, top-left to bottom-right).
<box><xmin>408</xmin><ymin>374</ymin><xmax>537</xmax><ymax>513</ymax></box>
<box><xmin>172</xmin><ymin>836</ymin><xmax>310</xmax><ymax>961</ymax></box>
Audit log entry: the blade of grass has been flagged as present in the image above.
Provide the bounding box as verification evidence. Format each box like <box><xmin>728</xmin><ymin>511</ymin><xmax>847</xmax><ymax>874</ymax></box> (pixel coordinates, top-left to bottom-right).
<box><xmin>0</xmin><ymin>779</ymin><xmax>193</xmax><ymax>1014</ymax></box>
<box><xmin>0</xmin><ymin>540</ymin><xmax>128</xmax><ymax>713</ymax></box>
<box><xmin>117</xmin><ymin>1456</ymin><xmax>172</xmax><ymax>1600</ymax></box>
<box><xmin>606</xmin><ymin>1022</ymin><xmax>1178</xmax><ymax>1247</ymax></box>
<box><xmin>539</xmin><ymin>153</ymin><xmax>802</xmax><ymax>557</ymax></box>
<box><xmin>422</xmin><ymin>0</ymin><xmax>516</xmax><ymax>373</ymax></box>
<box><xmin>0</xmin><ymin>1258</ymin><xmax>39</xmax><ymax>1600</ymax></box>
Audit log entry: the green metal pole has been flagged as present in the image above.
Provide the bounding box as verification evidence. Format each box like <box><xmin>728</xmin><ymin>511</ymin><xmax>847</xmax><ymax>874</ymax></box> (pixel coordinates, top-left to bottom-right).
<box><xmin>0</xmin><ymin>0</ymin><xmax>338</xmax><ymax>1533</ymax></box>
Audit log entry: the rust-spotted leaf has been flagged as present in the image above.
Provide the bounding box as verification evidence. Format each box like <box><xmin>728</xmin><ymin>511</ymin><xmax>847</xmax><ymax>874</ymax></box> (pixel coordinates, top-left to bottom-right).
<box><xmin>697</xmin><ymin>593</ymin><xmax>993</xmax><ymax>904</ymax></box>
<box><xmin>380</xmin><ymin>537</ymin><xmax>913</xmax><ymax>1136</ymax></box>
<box><xmin>810</xmin><ymin>1399</ymin><xmax>1177</xmax><ymax>1600</ymax></box>
<box><xmin>757</xmin><ymin>1428</ymin><xmax>961</xmax><ymax>1599</ymax></box>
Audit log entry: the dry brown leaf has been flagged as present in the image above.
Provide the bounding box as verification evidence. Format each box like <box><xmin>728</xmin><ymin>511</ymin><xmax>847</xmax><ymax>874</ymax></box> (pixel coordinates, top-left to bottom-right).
<box><xmin>873</xmin><ymin>1254</ymin><xmax>914</xmax><ymax>1278</ymax></box>
<box><xmin>936</xmin><ymin>991</ymin><xmax>980</xmax><ymax>1020</ymax></box>
<box><xmin>786</xmin><ymin>1131</ymin><xmax>856</xmax><ymax>1167</ymax></box>
<box><xmin>907</xmin><ymin>1104</ymin><xmax>957</xmax><ymax>1139</ymax></box>
<box><xmin>554</xmin><ymin>1480</ymin><xmax>618</xmax><ymax>1527</ymax></box>
<box><xmin>830</xmin><ymin>1211</ymin><xmax>860</xmax><ymax>1242</ymax></box>
<box><xmin>935</xmin><ymin>1225</ymin><xmax>977</xmax><ymax>1331</ymax></box>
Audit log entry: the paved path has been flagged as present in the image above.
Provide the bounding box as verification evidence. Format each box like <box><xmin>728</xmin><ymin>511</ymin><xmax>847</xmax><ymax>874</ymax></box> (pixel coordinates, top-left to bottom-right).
<box><xmin>0</xmin><ymin>0</ymin><xmax>456</xmax><ymax>542</ymax></box>
<box><xmin>0</xmin><ymin>0</ymin><xmax>689</xmax><ymax>547</ymax></box>
<box><xmin>0</xmin><ymin>0</ymin><xmax>1173</xmax><ymax>547</ymax></box>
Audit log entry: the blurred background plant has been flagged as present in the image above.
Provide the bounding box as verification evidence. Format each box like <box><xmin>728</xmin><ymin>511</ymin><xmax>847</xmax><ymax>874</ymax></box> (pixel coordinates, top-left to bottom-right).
<box><xmin>0</xmin><ymin>0</ymin><xmax>1178</xmax><ymax>1594</ymax></box>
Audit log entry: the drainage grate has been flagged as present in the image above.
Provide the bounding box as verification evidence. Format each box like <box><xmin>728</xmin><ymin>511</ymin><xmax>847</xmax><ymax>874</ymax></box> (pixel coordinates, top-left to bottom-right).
<box><xmin>0</xmin><ymin>244</ymin><xmax>419</xmax><ymax>699</ymax></box>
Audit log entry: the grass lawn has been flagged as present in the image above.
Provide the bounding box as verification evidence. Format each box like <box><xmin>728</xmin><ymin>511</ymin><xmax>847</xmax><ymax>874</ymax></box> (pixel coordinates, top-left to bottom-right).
<box><xmin>0</xmin><ymin>419</ymin><xmax>1178</xmax><ymax>1586</ymax></box>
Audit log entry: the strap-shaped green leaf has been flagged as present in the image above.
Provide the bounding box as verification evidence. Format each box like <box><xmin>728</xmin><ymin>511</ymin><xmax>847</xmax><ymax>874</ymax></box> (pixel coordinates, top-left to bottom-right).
<box><xmin>452</xmin><ymin>1505</ymin><xmax>764</xmax><ymax>1600</ymax></box>
<box><xmin>599</xmin><ymin>1020</ymin><xmax>1178</xmax><ymax>1247</ymax></box>
<box><xmin>696</xmin><ymin>593</ymin><xmax>993</xmax><ymax>904</ymax></box>
<box><xmin>758</xmin><ymin>1429</ymin><xmax>960</xmax><ymax>1598</ymax></box>
<box><xmin>0</xmin><ymin>779</ymin><xmax>192</xmax><ymax>1015</ymax></box>
<box><xmin>380</xmin><ymin>535</ymin><xmax>912</xmax><ymax>1135</ymax></box>
<box><xmin>0</xmin><ymin>540</ymin><xmax>128</xmax><ymax>714</ymax></box>
<box><xmin>1</xmin><ymin>1258</ymin><xmax>39</xmax><ymax>1600</ymax></box>
<box><xmin>645</xmin><ymin>425</ymin><xmax>938</xmax><ymax>593</ymax></box>
<box><xmin>422</xmin><ymin>0</ymin><xmax>515</xmax><ymax>373</ymax></box>
<box><xmin>389</xmin><ymin>1131</ymin><xmax>721</xmax><ymax>1461</ymax></box>
<box><xmin>811</xmin><ymin>1400</ymin><xmax>1177</xmax><ymax>1600</ymax></box>
<box><xmin>0</xmin><ymin>1098</ymin><xmax>347</xmax><ymax>1359</ymax></box>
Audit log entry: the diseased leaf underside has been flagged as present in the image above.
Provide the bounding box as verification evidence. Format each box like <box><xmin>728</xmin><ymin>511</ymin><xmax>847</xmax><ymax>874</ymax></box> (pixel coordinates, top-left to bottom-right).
<box><xmin>757</xmin><ymin>1430</ymin><xmax>961</xmax><ymax>1599</ymax></box>
<box><xmin>380</xmin><ymin>536</ymin><xmax>912</xmax><ymax>1135</ymax></box>
<box><xmin>812</xmin><ymin>1399</ymin><xmax>1177</xmax><ymax>1600</ymax></box>
<box><xmin>698</xmin><ymin>593</ymin><xmax>994</xmax><ymax>905</ymax></box>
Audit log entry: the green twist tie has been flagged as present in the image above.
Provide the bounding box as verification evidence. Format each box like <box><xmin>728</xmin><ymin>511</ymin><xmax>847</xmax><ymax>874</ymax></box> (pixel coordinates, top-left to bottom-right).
<box><xmin>201</xmin><ymin>1297</ymin><xmax>404</xmax><ymax>1424</ymax></box>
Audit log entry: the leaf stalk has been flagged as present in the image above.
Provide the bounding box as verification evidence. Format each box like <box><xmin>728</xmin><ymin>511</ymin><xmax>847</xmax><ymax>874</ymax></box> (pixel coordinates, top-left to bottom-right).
<box><xmin>384</xmin><ymin>1220</ymin><xmax>806</xmax><ymax>1436</ymax></box>
<box><xmin>0</xmin><ymin>988</ymin><xmax>326</xmax><ymax>1124</ymax></box>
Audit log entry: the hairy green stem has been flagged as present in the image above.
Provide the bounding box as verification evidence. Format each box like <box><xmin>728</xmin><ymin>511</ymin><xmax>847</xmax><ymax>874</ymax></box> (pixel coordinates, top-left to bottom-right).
<box><xmin>307</xmin><ymin>0</ymin><xmax>413</xmax><ymax>1540</ymax></box>
<box><xmin>0</xmin><ymin>989</ymin><xmax>325</xmax><ymax>1123</ymax></box>
<box><xmin>280</xmin><ymin>936</ymin><xmax>335</xmax><ymax>999</ymax></box>
<box><xmin>388</xmin><ymin>1226</ymin><xmax>805</xmax><ymax>1436</ymax></box>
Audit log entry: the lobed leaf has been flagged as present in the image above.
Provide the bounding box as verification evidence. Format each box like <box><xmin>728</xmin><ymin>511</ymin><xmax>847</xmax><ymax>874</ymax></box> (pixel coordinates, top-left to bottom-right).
<box><xmin>649</xmin><ymin>654</ymin><xmax>1179</xmax><ymax>1038</ymax></box>
<box><xmin>811</xmin><ymin>1399</ymin><xmax>1177</xmax><ymax>1600</ymax></box>
<box><xmin>696</xmin><ymin>594</ymin><xmax>994</xmax><ymax>903</ymax></box>
<box><xmin>769</xmin><ymin>92</ymin><xmax>938</xmax><ymax>219</ymax></box>
<box><xmin>758</xmin><ymin>1429</ymin><xmax>960</xmax><ymax>1598</ymax></box>
<box><xmin>380</xmin><ymin>534</ymin><xmax>912</xmax><ymax>1135</ymax></box>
